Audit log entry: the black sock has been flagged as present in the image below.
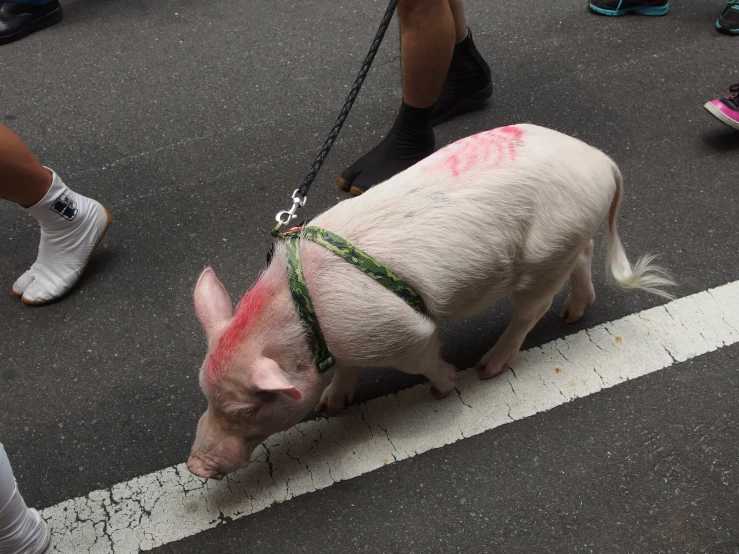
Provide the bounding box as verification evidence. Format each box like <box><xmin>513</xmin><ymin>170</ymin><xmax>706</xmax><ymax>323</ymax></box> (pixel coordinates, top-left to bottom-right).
<box><xmin>448</xmin><ymin>30</ymin><xmax>490</xmax><ymax>82</ymax></box>
<box><xmin>339</xmin><ymin>101</ymin><xmax>435</xmax><ymax>194</ymax></box>
<box><xmin>432</xmin><ymin>28</ymin><xmax>493</xmax><ymax>125</ymax></box>
<box><xmin>391</xmin><ymin>102</ymin><xmax>435</xmax><ymax>156</ymax></box>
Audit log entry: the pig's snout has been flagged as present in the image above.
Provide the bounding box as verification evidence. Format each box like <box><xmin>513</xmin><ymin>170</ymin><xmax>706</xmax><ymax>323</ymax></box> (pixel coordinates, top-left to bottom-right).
<box><xmin>186</xmin><ymin>454</ymin><xmax>226</xmax><ymax>480</ymax></box>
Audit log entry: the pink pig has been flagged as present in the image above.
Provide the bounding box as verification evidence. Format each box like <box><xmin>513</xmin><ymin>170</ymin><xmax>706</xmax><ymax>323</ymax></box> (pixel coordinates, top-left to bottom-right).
<box><xmin>186</xmin><ymin>124</ymin><xmax>673</xmax><ymax>479</ymax></box>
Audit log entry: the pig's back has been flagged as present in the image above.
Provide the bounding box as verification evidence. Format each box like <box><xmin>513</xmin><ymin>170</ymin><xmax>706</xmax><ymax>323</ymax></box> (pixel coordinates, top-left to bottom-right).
<box><xmin>310</xmin><ymin>124</ymin><xmax>618</xmax><ymax>319</ymax></box>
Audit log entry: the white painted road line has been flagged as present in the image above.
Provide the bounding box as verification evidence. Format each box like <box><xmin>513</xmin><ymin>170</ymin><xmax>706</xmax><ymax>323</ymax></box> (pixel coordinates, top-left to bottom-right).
<box><xmin>42</xmin><ymin>281</ymin><xmax>739</xmax><ymax>553</ymax></box>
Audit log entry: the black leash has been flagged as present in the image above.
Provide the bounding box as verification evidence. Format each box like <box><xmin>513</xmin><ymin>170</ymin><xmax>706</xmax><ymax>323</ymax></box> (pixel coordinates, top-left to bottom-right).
<box><xmin>272</xmin><ymin>0</ymin><xmax>399</xmax><ymax>236</ymax></box>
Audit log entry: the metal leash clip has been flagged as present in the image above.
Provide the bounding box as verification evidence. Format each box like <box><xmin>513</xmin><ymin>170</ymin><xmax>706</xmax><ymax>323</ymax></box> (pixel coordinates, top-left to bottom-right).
<box><xmin>269</xmin><ymin>0</ymin><xmax>397</xmax><ymax>239</ymax></box>
<box><xmin>272</xmin><ymin>189</ymin><xmax>306</xmax><ymax>236</ymax></box>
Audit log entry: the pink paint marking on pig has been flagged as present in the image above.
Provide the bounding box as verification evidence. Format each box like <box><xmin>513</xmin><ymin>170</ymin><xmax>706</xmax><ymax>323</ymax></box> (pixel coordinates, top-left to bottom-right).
<box><xmin>444</xmin><ymin>153</ymin><xmax>463</xmax><ymax>179</ymax></box>
<box><xmin>433</xmin><ymin>126</ymin><xmax>526</xmax><ymax>179</ymax></box>
<box><xmin>205</xmin><ymin>278</ymin><xmax>271</xmax><ymax>385</ymax></box>
<box><xmin>187</xmin><ymin>124</ymin><xmax>675</xmax><ymax>480</ymax></box>
<box><xmin>497</xmin><ymin>125</ymin><xmax>525</xmax><ymax>160</ymax></box>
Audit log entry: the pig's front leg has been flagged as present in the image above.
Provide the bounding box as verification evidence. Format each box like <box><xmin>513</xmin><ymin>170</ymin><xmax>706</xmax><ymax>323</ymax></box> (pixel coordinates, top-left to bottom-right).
<box><xmin>477</xmin><ymin>290</ymin><xmax>554</xmax><ymax>379</ymax></box>
<box><xmin>315</xmin><ymin>365</ymin><xmax>359</xmax><ymax>416</ymax></box>
<box><xmin>426</xmin><ymin>360</ymin><xmax>459</xmax><ymax>400</ymax></box>
<box><xmin>396</xmin><ymin>330</ymin><xmax>458</xmax><ymax>400</ymax></box>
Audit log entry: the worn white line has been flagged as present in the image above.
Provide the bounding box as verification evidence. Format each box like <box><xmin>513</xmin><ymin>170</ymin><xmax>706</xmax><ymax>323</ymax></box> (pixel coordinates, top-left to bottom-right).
<box><xmin>43</xmin><ymin>281</ymin><xmax>739</xmax><ymax>553</ymax></box>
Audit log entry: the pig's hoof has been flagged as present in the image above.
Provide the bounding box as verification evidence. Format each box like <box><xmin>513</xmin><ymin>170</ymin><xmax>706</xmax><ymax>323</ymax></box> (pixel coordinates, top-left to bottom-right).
<box><xmin>477</xmin><ymin>367</ymin><xmax>501</xmax><ymax>380</ymax></box>
<box><xmin>476</xmin><ymin>359</ymin><xmax>511</xmax><ymax>380</ymax></box>
<box><xmin>475</xmin><ymin>347</ymin><xmax>516</xmax><ymax>380</ymax></box>
<box><xmin>316</xmin><ymin>394</ymin><xmax>352</xmax><ymax>417</ymax></box>
<box><xmin>559</xmin><ymin>290</ymin><xmax>596</xmax><ymax>324</ymax></box>
<box><xmin>315</xmin><ymin>400</ymin><xmax>343</xmax><ymax>416</ymax></box>
<box><xmin>430</xmin><ymin>385</ymin><xmax>453</xmax><ymax>400</ymax></box>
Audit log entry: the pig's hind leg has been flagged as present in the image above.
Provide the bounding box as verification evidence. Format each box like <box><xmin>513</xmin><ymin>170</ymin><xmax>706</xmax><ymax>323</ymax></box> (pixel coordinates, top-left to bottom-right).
<box><xmin>559</xmin><ymin>239</ymin><xmax>596</xmax><ymax>324</ymax></box>
<box><xmin>315</xmin><ymin>365</ymin><xmax>359</xmax><ymax>416</ymax></box>
<box><xmin>477</xmin><ymin>289</ymin><xmax>555</xmax><ymax>380</ymax></box>
<box><xmin>477</xmin><ymin>239</ymin><xmax>597</xmax><ymax>378</ymax></box>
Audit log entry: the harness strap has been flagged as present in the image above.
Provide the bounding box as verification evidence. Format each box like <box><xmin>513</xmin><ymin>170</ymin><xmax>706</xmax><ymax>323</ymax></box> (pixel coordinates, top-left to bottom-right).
<box><xmin>281</xmin><ymin>227</ymin><xmax>423</xmax><ymax>373</ymax></box>
<box><xmin>300</xmin><ymin>227</ymin><xmax>424</xmax><ymax>312</ymax></box>
<box><xmin>283</xmin><ymin>232</ymin><xmax>336</xmax><ymax>373</ymax></box>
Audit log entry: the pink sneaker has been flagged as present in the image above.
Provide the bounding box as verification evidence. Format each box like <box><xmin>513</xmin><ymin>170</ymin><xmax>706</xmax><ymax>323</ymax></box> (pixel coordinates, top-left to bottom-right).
<box><xmin>704</xmin><ymin>83</ymin><xmax>739</xmax><ymax>130</ymax></box>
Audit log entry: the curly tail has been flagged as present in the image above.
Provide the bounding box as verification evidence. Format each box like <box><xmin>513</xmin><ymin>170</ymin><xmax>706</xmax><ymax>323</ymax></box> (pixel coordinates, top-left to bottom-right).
<box><xmin>605</xmin><ymin>167</ymin><xmax>675</xmax><ymax>299</ymax></box>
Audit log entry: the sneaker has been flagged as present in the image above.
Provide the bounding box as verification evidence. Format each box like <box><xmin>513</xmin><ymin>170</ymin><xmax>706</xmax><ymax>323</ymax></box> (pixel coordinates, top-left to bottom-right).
<box><xmin>716</xmin><ymin>1</ymin><xmax>739</xmax><ymax>34</ymax></box>
<box><xmin>0</xmin><ymin>1</ymin><xmax>63</xmax><ymax>46</ymax></box>
<box><xmin>703</xmin><ymin>84</ymin><xmax>739</xmax><ymax>130</ymax></box>
<box><xmin>589</xmin><ymin>0</ymin><xmax>670</xmax><ymax>16</ymax></box>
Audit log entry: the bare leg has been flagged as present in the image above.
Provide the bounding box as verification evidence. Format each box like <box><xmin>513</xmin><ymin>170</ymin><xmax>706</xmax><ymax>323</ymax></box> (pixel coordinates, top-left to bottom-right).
<box><xmin>448</xmin><ymin>0</ymin><xmax>469</xmax><ymax>42</ymax></box>
<box><xmin>477</xmin><ymin>290</ymin><xmax>554</xmax><ymax>379</ymax></box>
<box><xmin>398</xmin><ymin>0</ymin><xmax>456</xmax><ymax>108</ymax></box>
<box><xmin>560</xmin><ymin>239</ymin><xmax>597</xmax><ymax>324</ymax></box>
<box><xmin>315</xmin><ymin>365</ymin><xmax>360</xmax><ymax>415</ymax></box>
<box><xmin>0</xmin><ymin>123</ymin><xmax>51</xmax><ymax>207</ymax></box>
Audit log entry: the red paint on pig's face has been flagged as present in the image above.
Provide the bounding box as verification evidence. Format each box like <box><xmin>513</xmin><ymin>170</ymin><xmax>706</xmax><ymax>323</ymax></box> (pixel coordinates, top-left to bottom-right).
<box><xmin>433</xmin><ymin>126</ymin><xmax>525</xmax><ymax>179</ymax></box>
<box><xmin>205</xmin><ymin>279</ymin><xmax>270</xmax><ymax>386</ymax></box>
<box><xmin>190</xmin><ymin>358</ymin><xmax>327</xmax><ymax>478</ymax></box>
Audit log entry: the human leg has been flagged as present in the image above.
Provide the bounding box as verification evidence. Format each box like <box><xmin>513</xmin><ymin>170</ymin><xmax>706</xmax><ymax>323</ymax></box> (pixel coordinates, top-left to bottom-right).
<box><xmin>0</xmin><ymin>124</ymin><xmax>111</xmax><ymax>305</ymax></box>
<box><xmin>0</xmin><ymin>444</ymin><xmax>51</xmax><ymax>554</ymax></box>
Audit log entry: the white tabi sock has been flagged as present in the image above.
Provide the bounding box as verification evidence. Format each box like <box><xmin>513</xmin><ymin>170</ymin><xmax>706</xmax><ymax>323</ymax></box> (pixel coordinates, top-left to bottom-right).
<box><xmin>0</xmin><ymin>445</ymin><xmax>51</xmax><ymax>554</ymax></box>
<box><xmin>12</xmin><ymin>169</ymin><xmax>111</xmax><ymax>305</ymax></box>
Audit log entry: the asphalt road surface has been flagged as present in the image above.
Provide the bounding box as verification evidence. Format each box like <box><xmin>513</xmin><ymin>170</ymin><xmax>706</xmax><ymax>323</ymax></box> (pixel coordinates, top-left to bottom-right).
<box><xmin>1</xmin><ymin>0</ymin><xmax>737</xmax><ymax>552</ymax></box>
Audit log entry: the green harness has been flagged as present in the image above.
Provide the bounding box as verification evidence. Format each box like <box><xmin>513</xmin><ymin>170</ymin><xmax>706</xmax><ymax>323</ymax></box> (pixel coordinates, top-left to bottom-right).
<box><xmin>281</xmin><ymin>227</ymin><xmax>423</xmax><ymax>372</ymax></box>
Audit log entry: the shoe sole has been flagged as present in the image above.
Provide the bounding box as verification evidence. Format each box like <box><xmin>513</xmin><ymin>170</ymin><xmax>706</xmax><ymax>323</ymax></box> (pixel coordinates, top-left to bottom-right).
<box><xmin>20</xmin><ymin>206</ymin><xmax>112</xmax><ymax>305</ymax></box>
<box><xmin>431</xmin><ymin>82</ymin><xmax>494</xmax><ymax>126</ymax></box>
<box><xmin>588</xmin><ymin>3</ymin><xmax>669</xmax><ymax>16</ymax></box>
<box><xmin>715</xmin><ymin>20</ymin><xmax>739</xmax><ymax>34</ymax></box>
<box><xmin>0</xmin><ymin>4</ymin><xmax>63</xmax><ymax>46</ymax></box>
<box><xmin>337</xmin><ymin>176</ymin><xmax>365</xmax><ymax>196</ymax></box>
<box><xmin>703</xmin><ymin>102</ymin><xmax>739</xmax><ymax>131</ymax></box>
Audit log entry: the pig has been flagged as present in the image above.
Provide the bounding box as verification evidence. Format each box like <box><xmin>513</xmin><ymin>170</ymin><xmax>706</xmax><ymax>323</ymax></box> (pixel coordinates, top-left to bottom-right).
<box><xmin>186</xmin><ymin>124</ymin><xmax>673</xmax><ymax>479</ymax></box>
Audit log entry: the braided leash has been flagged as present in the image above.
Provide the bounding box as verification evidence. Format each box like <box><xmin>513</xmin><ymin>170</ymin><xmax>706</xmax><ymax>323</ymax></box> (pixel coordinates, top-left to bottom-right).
<box><xmin>272</xmin><ymin>0</ymin><xmax>399</xmax><ymax>236</ymax></box>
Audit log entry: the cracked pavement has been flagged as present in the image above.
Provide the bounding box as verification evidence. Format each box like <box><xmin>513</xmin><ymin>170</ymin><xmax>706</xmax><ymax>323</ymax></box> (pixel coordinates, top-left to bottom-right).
<box><xmin>1</xmin><ymin>0</ymin><xmax>738</xmax><ymax>552</ymax></box>
<box><xmin>36</xmin><ymin>282</ymin><xmax>739</xmax><ymax>551</ymax></box>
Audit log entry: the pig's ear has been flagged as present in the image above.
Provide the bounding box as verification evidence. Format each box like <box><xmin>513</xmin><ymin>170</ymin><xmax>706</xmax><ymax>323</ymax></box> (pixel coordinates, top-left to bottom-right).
<box><xmin>194</xmin><ymin>268</ymin><xmax>233</xmax><ymax>338</ymax></box>
<box><xmin>251</xmin><ymin>358</ymin><xmax>302</xmax><ymax>400</ymax></box>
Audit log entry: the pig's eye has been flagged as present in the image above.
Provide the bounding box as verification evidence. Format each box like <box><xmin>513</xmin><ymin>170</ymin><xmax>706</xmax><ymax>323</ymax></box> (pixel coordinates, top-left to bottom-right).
<box><xmin>235</xmin><ymin>407</ymin><xmax>254</xmax><ymax>419</ymax></box>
